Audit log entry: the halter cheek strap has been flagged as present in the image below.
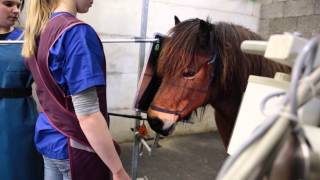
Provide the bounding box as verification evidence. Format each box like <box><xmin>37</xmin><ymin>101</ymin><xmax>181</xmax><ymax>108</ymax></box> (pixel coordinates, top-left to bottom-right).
<box><xmin>208</xmin><ymin>45</ymin><xmax>221</xmax><ymax>84</ymax></box>
<box><xmin>208</xmin><ymin>53</ymin><xmax>217</xmax><ymax>65</ymax></box>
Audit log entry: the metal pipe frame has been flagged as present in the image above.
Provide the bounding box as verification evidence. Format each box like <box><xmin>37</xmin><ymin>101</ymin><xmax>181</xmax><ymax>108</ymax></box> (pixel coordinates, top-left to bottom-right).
<box><xmin>0</xmin><ymin>38</ymin><xmax>158</xmax><ymax>44</ymax></box>
<box><xmin>131</xmin><ymin>1</ymin><xmax>151</xmax><ymax>180</ymax></box>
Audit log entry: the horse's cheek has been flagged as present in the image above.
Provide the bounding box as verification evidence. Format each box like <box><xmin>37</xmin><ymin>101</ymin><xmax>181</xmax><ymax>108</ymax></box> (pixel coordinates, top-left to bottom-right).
<box><xmin>154</xmin><ymin>83</ymin><xmax>181</xmax><ymax>106</ymax></box>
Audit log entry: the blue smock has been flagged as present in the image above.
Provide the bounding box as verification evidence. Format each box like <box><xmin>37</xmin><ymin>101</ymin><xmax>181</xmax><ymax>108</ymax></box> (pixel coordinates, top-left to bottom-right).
<box><xmin>0</xmin><ymin>28</ymin><xmax>43</xmax><ymax>180</ymax></box>
<box><xmin>34</xmin><ymin>12</ymin><xmax>106</xmax><ymax>160</ymax></box>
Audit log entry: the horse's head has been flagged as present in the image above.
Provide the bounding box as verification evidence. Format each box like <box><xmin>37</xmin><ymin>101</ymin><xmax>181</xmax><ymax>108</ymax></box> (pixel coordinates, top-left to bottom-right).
<box><xmin>146</xmin><ymin>17</ymin><xmax>220</xmax><ymax>136</ymax></box>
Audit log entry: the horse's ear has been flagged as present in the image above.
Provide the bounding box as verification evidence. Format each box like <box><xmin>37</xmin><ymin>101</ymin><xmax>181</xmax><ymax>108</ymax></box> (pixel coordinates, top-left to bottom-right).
<box><xmin>174</xmin><ymin>15</ymin><xmax>181</xmax><ymax>25</ymax></box>
<box><xmin>198</xmin><ymin>20</ymin><xmax>211</xmax><ymax>48</ymax></box>
<box><xmin>199</xmin><ymin>20</ymin><xmax>211</xmax><ymax>33</ymax></box>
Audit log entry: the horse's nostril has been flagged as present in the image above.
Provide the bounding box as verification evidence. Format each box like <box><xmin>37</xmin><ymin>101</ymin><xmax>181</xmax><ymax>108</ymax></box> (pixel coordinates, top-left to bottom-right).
<box><xmin>147</xmin><ymin>116</ymin><xmax>173</xmax><ymax>136</ymax></box>
<box><xmin>147</xmin><ymin>116</ymin><xmax>164</xmax><ymax>131</ymax></box>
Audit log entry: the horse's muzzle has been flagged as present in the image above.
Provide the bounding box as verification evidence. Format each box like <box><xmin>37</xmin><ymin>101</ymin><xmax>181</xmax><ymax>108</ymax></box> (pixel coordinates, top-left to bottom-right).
<box><xmin>147</xmin><ymin>116</ymin><xmax>176</xmax><ymax>136</ymax></box>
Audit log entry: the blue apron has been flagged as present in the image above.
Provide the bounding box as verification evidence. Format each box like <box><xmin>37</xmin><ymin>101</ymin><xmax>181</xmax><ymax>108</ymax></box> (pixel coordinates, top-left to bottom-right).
<box><xmin>0</xmin><ymin>32</ymin><xmax>43</xmax><ymax>180</ymax></box>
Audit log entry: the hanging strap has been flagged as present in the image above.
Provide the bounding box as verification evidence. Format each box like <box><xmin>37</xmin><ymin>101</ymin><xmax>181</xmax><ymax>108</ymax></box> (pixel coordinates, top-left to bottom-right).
<box><xmin>0</xmin><ymin>87</ymin><xmax>32</xmax><ymax>98</ymax></box>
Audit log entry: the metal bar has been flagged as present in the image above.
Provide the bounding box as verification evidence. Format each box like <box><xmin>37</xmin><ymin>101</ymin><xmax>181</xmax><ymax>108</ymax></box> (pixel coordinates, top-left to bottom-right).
<box><xmin>131</xmin><ymin>115</ymin><xmax>141</xmax><ymax>180</ymax></box>
<box><xmin>131</xmin><ymin>1</ymin><xmax>150</xmax><ymax>179</ymax></box>
<box><xmin>102</xmin><ymin>38</ymin><xmax>157</xmax><ymax>43</ymax></box>
<box><xmin>0</xmin><ymin>40</ymin><xmax>23</xmax><ymax>44</ymax></box>
<box><xmin>140</xmin><ymin>137</ymin><xmax>152</xmax><ymax>154</ymax></box>
<box><xmin>0</xmin><ymin>38</ymin><xmax>158</xmax><ymax>44</ymax></box>
<box><xmin>138</xmin><ymin>0</ymin><xmax>150</xmax><ymax>78</ymax></box>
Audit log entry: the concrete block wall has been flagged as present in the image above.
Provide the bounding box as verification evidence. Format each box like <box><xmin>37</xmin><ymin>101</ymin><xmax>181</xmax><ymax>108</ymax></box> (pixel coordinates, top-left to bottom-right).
<box><xmin>259</xmin><ymin>0</ymin><xmax>320</xmax><ymax>39</ymax></box>
<box><xmin>146</xmin><ymin>0</ymin><xmax>261</xmax><ymax>35</ymax></box>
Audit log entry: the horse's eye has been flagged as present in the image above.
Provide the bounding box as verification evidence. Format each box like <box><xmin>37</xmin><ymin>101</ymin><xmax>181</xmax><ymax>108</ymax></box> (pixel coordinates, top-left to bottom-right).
<box><xmin>182</xmin><ymin>69</ymin><xmax>196</xmax><ymax>78</ymax></box>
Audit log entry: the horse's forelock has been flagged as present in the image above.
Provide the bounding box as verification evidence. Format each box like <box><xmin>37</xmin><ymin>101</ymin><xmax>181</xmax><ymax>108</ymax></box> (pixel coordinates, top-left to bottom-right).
<box><xmin>157</xmin><ymin>19</ymin><xmax>212</xmax><ymax>77</ymax></box>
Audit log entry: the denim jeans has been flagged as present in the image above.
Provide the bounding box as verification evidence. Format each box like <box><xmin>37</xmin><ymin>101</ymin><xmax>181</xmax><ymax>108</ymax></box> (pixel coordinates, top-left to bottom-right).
<box><xmin>43</xmin><ymin>156</ymin><xmax>71</xmax><ymax>180</ymax></box>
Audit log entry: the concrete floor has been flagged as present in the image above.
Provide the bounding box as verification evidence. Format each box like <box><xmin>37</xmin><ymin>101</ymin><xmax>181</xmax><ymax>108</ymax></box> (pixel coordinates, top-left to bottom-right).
<box><xmin>120</xmin><ymin>132</ymin><xmax>228</xmax><ymax>180</ymax></box>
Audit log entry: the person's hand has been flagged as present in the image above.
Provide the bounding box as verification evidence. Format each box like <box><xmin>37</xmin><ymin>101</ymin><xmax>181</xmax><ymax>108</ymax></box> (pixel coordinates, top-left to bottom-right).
<box><xmin>112</xmin><ymin>168</ymin><xmax>131</xmax><ymax>180</ymax></box>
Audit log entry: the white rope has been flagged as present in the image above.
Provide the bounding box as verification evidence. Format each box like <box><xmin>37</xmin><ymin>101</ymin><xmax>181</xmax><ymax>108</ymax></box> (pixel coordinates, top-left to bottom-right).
<box><xmin>260</xmin><ymin>91</ymin><xmax>286</xmax><ymax>117</ymax></box>
<box><xmin>279</xmin><ymin>111</ymin><xmax>299</xmax><ymax>122</ymax></box>
<box><xmin>302</xmin><ymin>77</ymin><xmax>318</xmax><ymax>98</ymax></box>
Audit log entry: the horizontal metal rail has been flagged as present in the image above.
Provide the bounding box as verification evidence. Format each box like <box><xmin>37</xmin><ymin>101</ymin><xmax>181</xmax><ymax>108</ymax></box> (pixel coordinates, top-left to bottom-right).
<box><xmin>102</xmin><ymin>38</ymin><xmax>158</xmax><ymax>43</ymax></box>
<box><xmin>0</xmin><ymin>38</ymin><xmax>158</xmax><ymax>44</ymax></box>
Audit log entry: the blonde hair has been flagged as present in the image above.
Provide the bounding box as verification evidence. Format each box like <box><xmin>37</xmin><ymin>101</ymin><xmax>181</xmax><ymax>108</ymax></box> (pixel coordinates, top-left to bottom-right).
<box><xmin>22</xmin><ymin>0</ymin><xmax>58</xmax><ymax>58</ymax></box>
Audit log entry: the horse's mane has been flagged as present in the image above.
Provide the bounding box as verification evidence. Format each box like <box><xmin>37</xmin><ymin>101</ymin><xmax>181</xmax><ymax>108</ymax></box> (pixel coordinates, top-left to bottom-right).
<box><xmin>158</xmin><ymin>18</ymin><xmax>291</xmax><ymax>99</ymax></box>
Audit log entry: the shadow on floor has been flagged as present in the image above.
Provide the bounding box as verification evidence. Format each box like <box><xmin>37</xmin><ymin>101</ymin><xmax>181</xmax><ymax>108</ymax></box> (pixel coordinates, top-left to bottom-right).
<box><xmin>120</xmin><ymin>131</ymin><xmax>228</xmax><ymax>180</ymax></box>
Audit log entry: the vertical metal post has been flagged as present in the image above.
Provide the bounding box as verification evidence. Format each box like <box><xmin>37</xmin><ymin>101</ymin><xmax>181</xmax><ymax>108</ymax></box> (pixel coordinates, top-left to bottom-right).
<box><xmin>138</xmin><ymin>0</ymin><xmax>150</xmax><ymax>77</ymax></box>
<box><xmin>131</xmin><ymin>0</ymin><xmax>149</xmax><ymax>179</ymax></box>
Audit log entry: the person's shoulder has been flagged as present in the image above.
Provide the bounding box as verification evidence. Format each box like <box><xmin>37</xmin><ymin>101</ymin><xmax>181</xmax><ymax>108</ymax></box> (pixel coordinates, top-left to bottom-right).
<box><xmin>13</xmin><ymin>27</ymin><xmax>23</xmax><ymax>34</ymax></box>
<box><xmin>65</xmin><ymin>23</ymin><xmax>100</xmax><ymax>43</ymax></box>
<box><xmin>66</xmin><ymin>23</ymin><xmax>98</xmax><ymax>37</ymax></box>
<box><xmin>7</xmin><ymin>27</ymin><xmax>23</xmax><ymax>40</ymax></box>
<box><xmin>62</xmin><ymin>24</ymin><xmax>101</xmax><ymax>47</ymax></box>
<box><xmin>12</xmin><ymin>27</ymin><xmax>23</xmax><ymax>36</ymax></box>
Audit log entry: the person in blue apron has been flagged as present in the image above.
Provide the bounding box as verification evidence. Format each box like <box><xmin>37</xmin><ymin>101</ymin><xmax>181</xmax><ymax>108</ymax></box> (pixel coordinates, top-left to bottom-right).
<box><xmin>22</xmin><ymin>0</ymin><xmax>130</xmax><ymax>180</ymax></box>
<box><xmin>0</xmin><ymin>0</ymin><xmax>43</xmax><ymax>180</ymax></box>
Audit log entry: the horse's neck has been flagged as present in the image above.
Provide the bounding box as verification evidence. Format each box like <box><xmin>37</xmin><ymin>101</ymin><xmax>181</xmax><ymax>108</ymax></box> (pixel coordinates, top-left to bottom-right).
<box><xmin>210</xmin><ymin>98</ymin><xmax>240</xmax><ymax>148</ymax></box>
<box><xmin>210</xmin><ymin>91</ymin><xmax>242</xmax><ymax>115</ymax></box>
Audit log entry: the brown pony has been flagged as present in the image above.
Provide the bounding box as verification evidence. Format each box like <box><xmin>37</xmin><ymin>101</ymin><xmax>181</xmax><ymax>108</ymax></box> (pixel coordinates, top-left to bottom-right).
<box><xmin>144</xmin><ymin>17</ymin><xmax>291</xmax><ymax>148</ymax></box>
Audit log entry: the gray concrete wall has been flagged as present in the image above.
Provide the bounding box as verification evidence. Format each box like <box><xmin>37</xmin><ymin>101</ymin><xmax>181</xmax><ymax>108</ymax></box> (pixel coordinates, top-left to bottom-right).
<box><xmin>259</xmin><ymin>0</ymin><xmax>320</xmax><ymax>39</ymax></box>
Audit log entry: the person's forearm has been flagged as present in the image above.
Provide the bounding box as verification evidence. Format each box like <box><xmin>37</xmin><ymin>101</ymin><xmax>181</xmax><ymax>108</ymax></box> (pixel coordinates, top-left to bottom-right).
<box><xmin>78</xmin><ymin>111</ymin><xmax>123</xmax><ymax>174</ymax></box>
